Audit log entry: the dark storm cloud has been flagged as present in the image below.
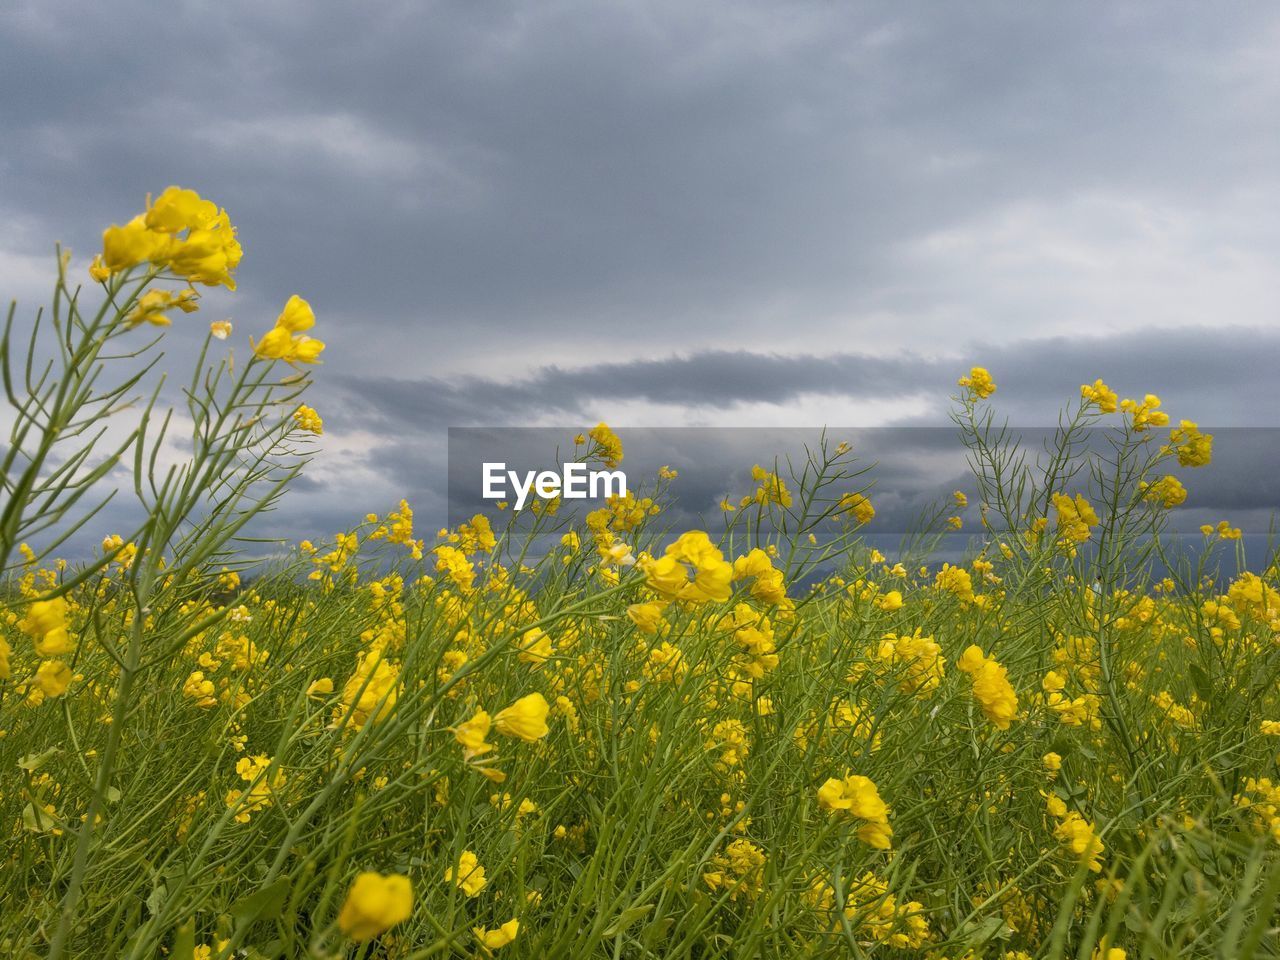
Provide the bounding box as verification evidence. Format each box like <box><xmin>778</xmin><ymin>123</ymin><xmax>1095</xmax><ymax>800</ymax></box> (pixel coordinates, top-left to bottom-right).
<box><xmin>3</xmin><ymin>1</ymin><xmax>1278</xmax><ymax>366</ymax></box>
<box><xmin>322</xmin><ymin>328</ymin><xmax>1280</xmax><ymax>543</ymax></box>
<box><xmin>3</xmin><ymin>1</ymin><xmax>1279</xmax><ymax>549</ymax></box>
<box><xmin>326</xmin><ymin>325</ymin><xmax>1280</xmax><ymax>432</ymax></box>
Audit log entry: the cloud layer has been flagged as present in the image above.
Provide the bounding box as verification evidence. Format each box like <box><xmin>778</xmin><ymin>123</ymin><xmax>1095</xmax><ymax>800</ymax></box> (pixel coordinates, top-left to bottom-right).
<box><xmin>2</xmin><ymin>1</ymin><xmax>1278</xmax><ymax>543</ymax></box>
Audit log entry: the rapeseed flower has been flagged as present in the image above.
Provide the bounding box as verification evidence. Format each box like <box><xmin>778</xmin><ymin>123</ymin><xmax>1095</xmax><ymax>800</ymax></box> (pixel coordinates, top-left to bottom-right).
<box><xmin>957</xmin><ymin>646</ymin><xmax>1018</xmax><ymax>729</ymax></box>
<box><xmin>817</xmin><ymin>774</ymin><xmax>893</xmax><ymax>848</ymax></box>
<box><xmin>445</xmin><ymin>850</ymin><xmax>487</xmax><ymax>896</ymax></box>
<box><xmin>1080</xmin><ymin>379</ymin><xmax>1118</xmax><ymax>412</ymax></box>
<box><xmin>252</xmin><ymin>295</ymin><xmax>325</xmax><ymax>365</ymax></box>
<box><xmin>473</xmin><ymin>918</ymin><xmax>519</xmax><ymax>950</ymax></box>
<box><xmin>338</xmin><ymin>872</ymin><xmax>412</xmax><ymax>942</ymax></box>
<box><xmin>958</xmin><ymin>366</ymin><xmax>997</xmax><ymax>399</ymax></box>
<box><xmin>493</xmin><ymin>693</ymin><xmax>550</xmax><ymax>741</ymax></box>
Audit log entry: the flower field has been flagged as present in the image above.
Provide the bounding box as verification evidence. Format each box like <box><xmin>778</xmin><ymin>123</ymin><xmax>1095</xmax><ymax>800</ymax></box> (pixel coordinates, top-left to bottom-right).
<box><xmin>2</xmin><ymin>189</ymin><xmax>1279</xmax><ymax>959</ymax></box>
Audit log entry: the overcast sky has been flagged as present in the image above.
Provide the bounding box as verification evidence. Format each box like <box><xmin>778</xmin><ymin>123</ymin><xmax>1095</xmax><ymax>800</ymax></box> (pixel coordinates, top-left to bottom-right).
<box><xmin>2</xmin><ymin>1</ymin><xmax>1278</xmax><ymax>542</ymax></box>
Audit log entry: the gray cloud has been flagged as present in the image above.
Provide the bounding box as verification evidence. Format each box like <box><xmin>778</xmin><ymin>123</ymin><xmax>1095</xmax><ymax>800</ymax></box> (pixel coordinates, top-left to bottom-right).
<box><xmin>4</xmin><ymin>1</ymin><xmax>1279</xmax><ymax>372</ymax></box>
<box><xmin>305</xmin><ymin>328</ymin><xmax>1280</xmax><ymax>550</ymax></box>
<box><xmin>3</xmin><ymin>1</ymin><xmax>1279</xmax><ymax>554</ymax></box>
<box><xmin>327</xmin><ymin>325</ymin><xmax>1280</xmax><ymax>432</ymax></box>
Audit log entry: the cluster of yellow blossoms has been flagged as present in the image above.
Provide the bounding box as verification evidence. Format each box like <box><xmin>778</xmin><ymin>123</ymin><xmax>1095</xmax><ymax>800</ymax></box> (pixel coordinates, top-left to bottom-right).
<box><xmin>92</xmin><ymin>188</ymin><xmax>326</xmax><ymax>376</ymax></box>
<box><xmin>816</xmin><ymin>774</ymin><xmax>893</xmax><ymax>849</ymax></box>
<box><xmin>453</xmin><ymin>694</ymin><xmax>551</xmax><ymax>782</ymax></box>
<box><xmin>642</xmin><ymin>530</ymin><xmax>734</xmax><ymax>603</ymax></box>
<box><xmin>251</xmin><ymin>294</ymin><xmax>326</xmax><ymax>365</ymax></box>
<box><xmin>587</xmin><ymin>422</ymin><xmax>624</xmax><ymax>467</ymax></box>
<box><xmin>225</xmin><ymin>755</ymin><xmax>285</xmax><ymax>824</ymax></box>
<box><xmin>957</xmin><ymin>645</ymin><xmax>1019</xmax><ymax>730</ymax></box>
<box><xmin>293</xmin><ymin>404</ymin><xmax>324</xmax><ymax>435</ymax></box>
<box><xmin>441</xmin><ymin>852</ymin><xmax>519</xmax><ymax>948</ymax></box>
<box><xmin>872</xmin><ymin>629</ymin><xmax>946</xmax><ymax>697</ymax></box>
<box><xmin>958</xmin><ymin>365</ymin><xmax>997</xmax><ymax>399</ymax></box>
<box><xmin>1052</xmin><ymin>492</ymin><xmax>1098</xmax><ymax>545</ymax></box>
<box><xmin>1234</xmin><ymin>777</ymin><xmax>1280</xmax><ymax>844</ymax></box>
<box><xmin>1080</xmin><ymin>378</ymin><xmax>1119</xmax><ymax>412</ymax></box>
<box><xmin>839</xmin><ymin>491</ymin><xmax>876</xmax><ymax>524</ymax></box>
<box><xmin>94</xmin><ymin>185</ymin><xmax>242</xmax><ymax>289</ymax></box>
<box><xmin>14</xmin><ymin>597</ymin><xmax>75</xmax><ymax>701</ymax></box>
<box><xmin>1046</xmin><ymin>793</ymin><xmax>1106</xmax><ymax>872</ymax></box>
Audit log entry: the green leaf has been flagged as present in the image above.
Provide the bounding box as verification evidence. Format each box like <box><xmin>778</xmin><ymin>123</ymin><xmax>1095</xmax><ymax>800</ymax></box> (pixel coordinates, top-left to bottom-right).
<box><xmin>1188</xmin><ymin>664</ymin><xmax>1214</xmax><ymax>704</ymax></box>
<box><xmin>21</xmin><ymin>802</ymin><xmax>60</xmax><ymax>833</ymax></box>
<box><xmin>18</xmin><ymin>747</ymin><xmax>60</xmax><ymax>772</ymax></box>
<box><xmin>171</xmin><ymin>920</ymin><xmax>196</xmax><ymax>960</ymax></box>
<box><xmin>146</xmin><ymin>884</ymin><xmax>167</xmax><ymax>917</ymax></box>
<box><xmin>603</xmin><ymin>903</ymin><xmax>653</xmax><ymax>937</ymax></box>
<box><xmin>230</xmin><ymin>878</ymin><xmax>291</xmax><ymax>927</ymax></box>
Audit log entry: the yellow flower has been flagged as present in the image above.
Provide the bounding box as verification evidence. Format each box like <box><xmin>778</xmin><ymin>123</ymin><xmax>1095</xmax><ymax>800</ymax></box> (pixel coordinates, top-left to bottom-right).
<box><xmin>435</xmin><ymin>545</ymin><xmax>476</xmax><ymax>591</ymax></box>
<box><xmin>1054</xmin><ymin>812</ymin><xmax>1105</xmax><ymax>872</ymax></box>
<box><xmin>588</xmin><ymin>422</ymin><xmax>624</xmax><ymax>467</ymax></box>
<box><xmin>749</xmin><ymin>464</ymin><xmax>792</xmax><ymax>508</ymax></box>
<box><xmin>875</xmin><ymin>630</ymin><xmax>944</xmax><ymax>696</ymax></box>
<box><xmin>20</xmin><ymin>597</ymin><xmax>67</xmax><ymax>635</ymax></box>
<box><xmin>209</xmin><ymin>320</ymin><xmax>233</xmax><ymax>340</ymax></box>
<box><xmin>124</xmin><ymin>287</ymin><xmax>200</xmax><ymax>328</ymax></box>
<box><xmin>493</xmin><ymin>694</ymin><xmax>550</xmax><ymax>742</ymax></box>
<box><xmin>1120</xmin><ymin>394</ymin><xmax>1169</xmax><ymax>432</ymax></box>
<box><xmin>473</xmin><ymin>918</ymin><xmax>519</xmax><ymax>951</ymax></box>
<box><xmin>277</xmin><ymin>294</ymin><xmax>316</xmax><ymax>331</ymax></box>
<box><xmin>626</xmin><ymin>601</ymin><xmax>666</xmax><ymax>634</ymax></box>
<box><xmin>33</xmin><ymin>660</ymin><xmax>72</xmax><ymax>698</ymax></box>
<box><xmin>182</xmin><ymin>671</ymin><xmax>217</xmax><ymax>708</ymax></box>
<box><xmin>101</xmin><ymin>216</ymin><xmax>171</xmax><ymax>272</ymax></box>
<box><xmin>517</xmin><ymin>627</ymin><xmax>555</xmax><ymax>666</ymax></box>
<box><xmin>1139</xmin><ymin>475</ymin><xmax>1187</xmax><ymax>509</ymax></box>
<box><xmin>252</xmin><ymin>295</ymin><xmax>325</xmax><ymax>365</ymax></box>
<box><xmin>293</xmin><ymin>404</ymin><xmax>324</xmax><ymax>435</ymax></box>
<box><xmin>306</xmin><ymin>678</ymin><xmax>334</xmax><ymax>698</ymax></box>
<box><xmin>1045</xmin><ymin>792</ymin><xmax>1068</xmax><ymax>819</ymax></box>
<box><xmin>643</xmin><ymin>531</ymin><xmax>733</xmax><ymax>603</ymax></box>
<box><xmin>445</xmin><ymin>850</ymin><xmax>487</xmax><ymax>897</ymax></box>
<box><xmin>337</xmin><ymin>872</ymin><xmax>412</xmax><ymax>942</ymax></box>
<box><xmin>958</xmin><ymin>366</ymin><xmax>996</xmax><ymax>399</ymax></box>
<box><xmin>876</xmin><ymin>589</ymin><xmax>903</xmax><ymax>611</ymax></box>
<box><xmin>731</xmin><ymin>548</ymin><xmax>787</xmax><ymax>604</ymax></box>
<box><xmin>1080</xmin><ymin>378</ymin><xmax>1118</xmax><ymax>413</ymax></box>
<box><xmin>337</xmin><ymin>653</ymin><xmax>400</xmax><ymax>729</ymax></box>
<box><xmin>1165</xmin><ymin>420</ymin><xmax>1212</xmax><ymax>467</ymax></box>
<box><xmin>816</xmin><ymin>774</ymin><xmax>893</xmax><ymax>848</ymax></box>
<box><xmin>956</xmin><ymin>645</ymin><xmax>1018</xmax><ymax>729</ymax></box>
<box><xmin>101</xmin><ymin>187</ymin><xmax>241</xmax><ymax>289</ymax></box>
<box><xmin>225</xmin><ymin>755</ymin><xmax>286</xmax><ymax>823</ymax></box>
<box><xmin>20</xmin><ymin>597</ymin><xmax>72</xmax><ymax>656</ymax></box>
<box><xmin>144</xmin><ymin>186</ymin><xmax>219</xmax><ymax>234</ymax></box>
<box><xmin>935</xmin><ymin>563</ymin><xmax>975</xmax><ymax>603</ymax></box>
<box><xmin>453</xmin><ymin>709</ymin><xmax>495</xmax><ymax>759</ymax></box>
<box><xmin>1052</xmin><ymin>493</ymin><xmax>1098</xmax><ymax>544</ymax></box>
